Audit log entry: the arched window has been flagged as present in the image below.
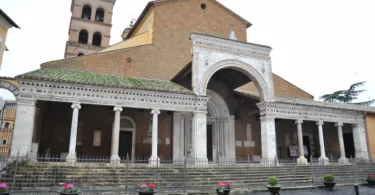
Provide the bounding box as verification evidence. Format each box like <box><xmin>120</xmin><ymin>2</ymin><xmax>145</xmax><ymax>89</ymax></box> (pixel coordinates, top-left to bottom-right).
<box><xmin>81</xmin><ymin>5</ymin><xmax>92</xmax><ymax>20</ymax></box>
<box><xmin>92</xmin><ymin>32</ymin><xmax>102</xmax><ymax>47</ymax></box>
<box><xmin>78</xmin><ymin>30</ymin><xmax>89</xmax><ymax>44</ymax></box>
<box><xmin>77</xmin><ymin>53</ymin><xmax>84</xmax><ymax>57</ymax></box>
<box><xmin>95</xmin><ymin>8</ymin><xmax>105</xmax><ymax>22</ymax></box>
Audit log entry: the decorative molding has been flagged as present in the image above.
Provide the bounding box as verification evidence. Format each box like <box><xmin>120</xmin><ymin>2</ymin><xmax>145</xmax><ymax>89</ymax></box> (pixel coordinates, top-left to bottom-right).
<box><xmin>0</xmin><ymin>80</ymin><xmax>20</xmax><ymax>96</ymax></box>
<box><xmin>17</xmin><ymin>80</ymin><xmax>209</xmax><ymax>113</ymax></box>
<box><xmin>257</xmin><ymin>102</ymin><xmax>365</xmax><ymax>124</ymax></box>
<box><xmin>190</xmin><ymin>33</ymin><xmax>271</xmax><ymax>59</ymax></box>
<box><xmin>66</xmin><ymin>41</ymin><xmax>103</xmax><ymax>51</ymax></box>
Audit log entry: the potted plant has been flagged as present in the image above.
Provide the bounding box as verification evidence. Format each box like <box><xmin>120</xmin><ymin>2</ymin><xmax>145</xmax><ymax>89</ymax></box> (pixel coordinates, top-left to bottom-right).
<box><xmin>323</xmin><ymin>174</ymin><xmax>336</xmax><ymax>190</ymax></box>
<box><xmin>367</xmin><ymin>174</ymin><xmax>375</xmax><ymax>187</ymax></box>
<box><xmin>267</xmin><ymin>176</ymin><xmax>281</xmax><ymax>195</ymax></box>
<box><xmin>58</xmin><ymin>183</ymin><xmax>80</xmax><ymax>195</ymax></box>
<box><xmin>0</xmin><ymin>183</ymin><xmax>10</xmax><ymax>195</ymax></box>
<box><xmin>136</xmin><ymin>183</ymin><xmax>157</xmax><ymax>195</ymax></box>
<box><xmin>216</xmin><ymin>181</ymin><xmax>231</xmax><ymax>195</ymax></box>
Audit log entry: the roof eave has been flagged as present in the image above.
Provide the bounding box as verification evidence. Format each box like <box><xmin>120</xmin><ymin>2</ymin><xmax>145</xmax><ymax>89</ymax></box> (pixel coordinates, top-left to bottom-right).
<box><xmin>0</xmin><ymin>9</ymin><xmax>20</xmax><ymax>29</ymax></box>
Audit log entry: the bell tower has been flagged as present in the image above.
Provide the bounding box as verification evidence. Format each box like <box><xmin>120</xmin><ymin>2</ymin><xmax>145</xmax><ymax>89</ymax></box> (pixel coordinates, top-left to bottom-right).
<box><xmin>64</xmin><ymin>0</ymin><xmax>116</xmax><ymax>58</ymax></box>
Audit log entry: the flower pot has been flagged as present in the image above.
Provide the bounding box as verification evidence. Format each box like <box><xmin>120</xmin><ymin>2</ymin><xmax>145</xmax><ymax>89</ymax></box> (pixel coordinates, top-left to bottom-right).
<box><xmin>138</xmin><ymin>192</ymin><xmax>156</xmax><ymax>195</ymax></box>
<box><xmin>323</xmin><ymin>182</ymin><xmax>336</xmax><ymax>190</ymax></box>
<box><xmin>216</xmin><ymin>189</ymin><xmax>231</xmax><ymax>195</ymax></box>
<box><xmin>267</xmin><ymin>186</ymin><xmax>281</xmax><ymax>195</ymax></box>
<box><xmin>367</xmin><ymin>179</ymin><xmax>375</xmax><ymax>187</ymax></box>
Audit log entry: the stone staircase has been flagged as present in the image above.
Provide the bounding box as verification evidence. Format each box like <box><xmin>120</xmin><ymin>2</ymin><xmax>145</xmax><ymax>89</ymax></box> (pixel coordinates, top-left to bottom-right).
<box><xmin>1</xmin><ymin>162</ymin><xmax>373</xmax><ymax>192</ymax></box>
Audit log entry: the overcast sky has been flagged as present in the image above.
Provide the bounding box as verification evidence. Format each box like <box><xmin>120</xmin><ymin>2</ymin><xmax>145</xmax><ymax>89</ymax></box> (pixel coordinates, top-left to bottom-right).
<box><xmin>1</xmin><ymin>0</ymin><xmax>375</xmax><ymax>102</ymax></box>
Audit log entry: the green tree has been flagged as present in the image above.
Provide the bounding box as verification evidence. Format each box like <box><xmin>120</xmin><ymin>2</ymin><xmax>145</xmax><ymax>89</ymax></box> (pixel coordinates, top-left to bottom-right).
<box><xmin>319</xmin><ymin>81</ymin><xmax>375</xmax><ymax>106</ymax></box>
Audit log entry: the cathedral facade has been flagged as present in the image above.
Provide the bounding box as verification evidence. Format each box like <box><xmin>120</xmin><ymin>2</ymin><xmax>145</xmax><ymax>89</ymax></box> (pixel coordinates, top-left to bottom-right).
<box><xmin>8</xmin><ymin>0</ymin><xmax>375</xmax><ymax>165</ymax></box>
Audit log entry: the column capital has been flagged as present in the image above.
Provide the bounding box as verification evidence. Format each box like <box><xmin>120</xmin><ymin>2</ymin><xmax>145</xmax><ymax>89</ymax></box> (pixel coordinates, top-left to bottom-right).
<box><xmin>295</xmin><ymin>119</ymin><xmax>303</xmax><ymax>124</ymax></box>
<box><xmin>316</xmin><ymin>120</ymin><xmax>324</xmax><ymax>126</ymax></box>
<box><xmin>71</xmin><ymin>103</ymin><xmax>81</xmax><ymax>110</ymax></box>
<box><xmin>151</xmin><ymin>109</ymin><xmax>161</xmax><ymax>115</ymax></box>
<box><xmin>335</xmin><ymin>122</ymin><xmax>344</xmax><ymax>127</ymax></box>
<box><xmin>260</xmin><ymin>116</ymin><xmax>275</xmax><ymax>122</ymax></box>
<box><xmin>113</xmin><ymin>106</ymin><xmax>123</xmax><ymax>112</ymax></box>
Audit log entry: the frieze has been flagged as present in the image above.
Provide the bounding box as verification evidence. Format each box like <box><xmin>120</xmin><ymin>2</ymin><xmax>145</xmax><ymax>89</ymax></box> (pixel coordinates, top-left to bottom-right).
<box><xmin>190</xmin><ymin>33</ymin><xmax>271</xmax><ymax>59</ymax></box>
<box><xmin>66</xmin><ymin>41</ymin><xmax>103</xmax><ymax>51</ymax></box>
<box><xmin>257</xmin><ymin>102</ymin><xmax>365</xmax><ymax>124</ymax></box>
<box><xmin>18</xmin><ymin>80</ymin><xmax>209</xmax><ymax>113</ymax></box>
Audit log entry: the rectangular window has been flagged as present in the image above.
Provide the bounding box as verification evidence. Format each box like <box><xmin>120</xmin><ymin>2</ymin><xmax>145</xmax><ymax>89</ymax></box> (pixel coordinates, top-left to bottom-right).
<box><xmin>4</xmin><ymin>123</ymin><xmax>9</xmax><ymax>128</ymax></box>
<box><xmin>93</xmin><ymin>129</ymin><xmax>102</xmax><ymax>147</ymax></box>
<box><xmin>2</xmin><ymin>139</ymin><xmax>6</xmax><ymax>145</ymax></box>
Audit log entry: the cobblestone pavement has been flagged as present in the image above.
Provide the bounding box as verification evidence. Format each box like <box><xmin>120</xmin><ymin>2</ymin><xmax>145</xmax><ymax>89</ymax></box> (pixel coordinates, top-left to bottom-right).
<box><xmin>248</xmin><ymin>186</ymin><xmax>375</xmax><ymax>195</ymax></box>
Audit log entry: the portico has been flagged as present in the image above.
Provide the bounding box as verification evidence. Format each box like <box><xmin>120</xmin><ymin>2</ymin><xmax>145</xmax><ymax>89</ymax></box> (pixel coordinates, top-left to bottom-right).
<box><xmin>10</xmin><ymin>33</ymin><xmax>375</xmax><ymax>166</ymax></box>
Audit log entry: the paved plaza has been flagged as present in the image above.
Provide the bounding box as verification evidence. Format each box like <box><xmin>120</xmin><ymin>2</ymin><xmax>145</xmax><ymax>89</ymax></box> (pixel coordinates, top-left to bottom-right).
<box><xmin>247</xmin><ymin>186</ymin><xmax>375</xmax><ymax>195</ymax></box>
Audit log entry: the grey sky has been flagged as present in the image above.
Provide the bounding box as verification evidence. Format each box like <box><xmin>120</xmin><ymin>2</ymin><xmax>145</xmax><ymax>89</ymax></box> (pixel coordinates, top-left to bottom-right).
<box><xmin>1</xmin><ymin>0</ymin><xmax>375</xmax><ymax>102</ymax></box>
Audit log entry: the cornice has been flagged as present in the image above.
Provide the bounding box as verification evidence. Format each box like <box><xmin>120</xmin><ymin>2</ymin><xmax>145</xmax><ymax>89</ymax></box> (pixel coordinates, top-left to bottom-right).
<box><xmin>66</xmin><ymin>41</ymin><xmax>103</xmax><ymax>51</ymax></box>
<box><xmin>190</xmin><ymin>33</ymin><xmax>272</xmax><ymax>60</ymax></box>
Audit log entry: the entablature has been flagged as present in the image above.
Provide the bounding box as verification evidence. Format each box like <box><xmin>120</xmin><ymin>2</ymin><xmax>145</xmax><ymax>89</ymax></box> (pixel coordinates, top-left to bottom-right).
<box><xmin>257</xmin><ymin>102</ymin><xmax>365</xmax><ymax>124</ymax></box>
<box><xmin>18</xmin><ymin>80</ymin><xmax>208</xmax><ymax>112</ymax></box>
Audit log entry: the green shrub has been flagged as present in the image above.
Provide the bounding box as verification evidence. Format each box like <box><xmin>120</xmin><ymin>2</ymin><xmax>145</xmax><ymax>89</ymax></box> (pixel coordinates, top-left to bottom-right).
<box><xmin>323</xmin><ymin>174</ymin><xmax>334</xmax><ymax>182</ymax></box>
<box><xmin>267</xmin><ymin>176</ymin><xmax>279</xmax><ymax>186</ymax></box>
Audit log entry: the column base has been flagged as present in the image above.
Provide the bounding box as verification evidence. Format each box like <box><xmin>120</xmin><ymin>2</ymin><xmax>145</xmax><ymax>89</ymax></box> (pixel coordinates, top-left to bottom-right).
<box><xmin>260</xmin><ymin>158</ymin><xmax>278</xmax><ymax>166</ymax></box>
<box><xmin>66</xmin><ymin>153</ymin><xmax>77</xmax><ymax>164</ymax></box>
<box><xmin>338</xmin><ymin>157</ymin><xmax>349</xmax><ymax>164</ymax></box>
<box><xmin>319</xmin><ymin>157</ymin><xmax>329</xmax><ymax>165</ymax></box>
<box><xmin>297</xmin><ymin>156</ymin><xmax>308</xmax><ymax>165</ymax></box>
<box><xmin>149</xmin><ymin>156</ymin><xmax>160</xmax><ymax>167</ymax></box>
<box><xmin>110</xmin><ymin>155</ymin><xmax>121</xmax><ymax>164</ymax></box>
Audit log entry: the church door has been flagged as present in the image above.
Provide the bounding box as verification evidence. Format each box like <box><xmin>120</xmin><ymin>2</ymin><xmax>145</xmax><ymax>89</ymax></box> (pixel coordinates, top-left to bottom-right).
<box><xmin>207</xmin><ymin>124</ymin><xmax>213</xmax><ymax>161</ymax></box>
<box><xmin>119</xmin><ymin>131</ymin><xmax>133</xmax><ymax>159</ymax></box>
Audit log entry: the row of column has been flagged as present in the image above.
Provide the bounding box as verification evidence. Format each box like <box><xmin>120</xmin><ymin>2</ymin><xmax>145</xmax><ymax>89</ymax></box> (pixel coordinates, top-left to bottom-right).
<box><xmin>294</xmin><ymin>120</ymin><xmax>368</xmax><ymax>165</ymax></box>
<box><xmin>66</xmin><ymin>103</ymin><xmax>162</xmax><ymax>164</ymax></box>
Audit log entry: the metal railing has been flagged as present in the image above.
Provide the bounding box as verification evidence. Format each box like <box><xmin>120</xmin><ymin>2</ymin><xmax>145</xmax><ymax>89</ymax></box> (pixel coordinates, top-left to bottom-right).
<box><xmin>0</xmin><ymin>154</ymin><xmax>373</xmax><ymax>194</ymax></box>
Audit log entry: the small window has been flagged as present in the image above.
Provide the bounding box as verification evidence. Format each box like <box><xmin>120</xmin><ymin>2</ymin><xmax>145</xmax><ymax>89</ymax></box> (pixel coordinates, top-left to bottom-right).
<box><xmin>78</xmin><ymin>29</ymin><xmax>89</xmax><ymax>44</ymax></box>
<box><xmin>120</xmin><ymin>118</ymin><xmax>134</xmax><ymax>129</ymax></box>
<box><xmin>4</xmin><ymin>123</ymin><xmax>9</xmax><ymax>129</ymax></box>
<box><xmin>92</xmin><ymin>32</ymin><xmax>102</xmax><ymax>46</ymax></box>
<box><xmin>201</xmin><ymin>3</ymin><xmax>206</xmax><ymax>10</ymax></box>
<box><xmin>95</xmin><ymin>8</ymin><xmax>105</xmax><ymax>22</ymax></box>
<box><xmin>81</xmin><ymin>5</ymin><xmax>92</xmax><ymax>20</ymax></box>
<box><xmin>77</xmin><ymin>53</ymin><xmax>84</xmax><ymax>57</ymax></box>
<box><xmin>93</xmin><ymin>129</ymin><xmax>101</xmax><ymax>147</ymax></box>
<box><xmin>2</xmin><ymin>139</ymin><xmax>6</xmax><ymax>145</ymax></box>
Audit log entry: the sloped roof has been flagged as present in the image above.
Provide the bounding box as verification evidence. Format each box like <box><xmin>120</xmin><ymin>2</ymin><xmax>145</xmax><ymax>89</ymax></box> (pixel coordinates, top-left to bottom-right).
<box><xmin>0</xmin><ymin>9</ymin><xmax>20</xmax><ymax>28</ymax></box>
<box><xmin>16</xmin><ymin>68</ymin><xmax>193</xmax><ymax>95</ymax></box>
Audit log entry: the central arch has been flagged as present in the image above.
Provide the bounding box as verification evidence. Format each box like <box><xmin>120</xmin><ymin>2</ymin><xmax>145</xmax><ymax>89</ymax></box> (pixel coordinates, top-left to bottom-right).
<box><xmin>199</xmin><ymin>59</ymin><xmax>274</xmax><ymax>102</ymax></box>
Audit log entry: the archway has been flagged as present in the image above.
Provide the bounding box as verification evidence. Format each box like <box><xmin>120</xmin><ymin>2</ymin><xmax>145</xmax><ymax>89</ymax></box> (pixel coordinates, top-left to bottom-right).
<box><xmin>81</xmin><ymin>5</ymin><xmax>92</xmax><ymax>20</ymax></box>
<box><xmin>198</xmin><ymin>59</ymin><xmax>274</xmax><ymax>102</ymax></box>
<box><xmin>206</xmin><ymin>89</ymin><xmax>235</xmax><ymax>162</ymax></box>
<box><xmin>78</xmin><ymin>30</ymin><xmax>89</xmax><ymax>44</ymax></box>
<box><xmin>95</xmin><ymin>8</ymin><xmax>105</xmax><ymax>22</ymax></box>
<box><xmin>92</xmin><ymin>32</ymin><xmax>102</xmax><ymax>47</ymax></box>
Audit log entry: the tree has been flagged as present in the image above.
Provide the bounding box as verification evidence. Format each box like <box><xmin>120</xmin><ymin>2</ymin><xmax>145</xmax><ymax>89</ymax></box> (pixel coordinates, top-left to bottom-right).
<box><xmin>319</xmin><ymin>81</ymin><xmax>375</xmax><ymax>106</ymax></box>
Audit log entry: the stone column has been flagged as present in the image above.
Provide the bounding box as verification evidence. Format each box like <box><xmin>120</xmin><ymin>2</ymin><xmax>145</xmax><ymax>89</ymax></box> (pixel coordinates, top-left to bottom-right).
<box><xmin>173</xmin><ymin>112</ymin><xmax>185</xmax><ymax>162</ymax></box>
<box><xmin>149</xmin><ymin>109</ymin><xmax>160</xmax><ymax>166</ymax></box>
<box><xmin>335</xmin><ymin>122</ymin><xmax>348</xmax><ymax>164</ymax></box>
<box><xmin>352</xmin><ymin>123</ymin><xmax>369</xmax><ymax>160</ymax></box>
<box><xmin>110</xmin><ymin>106</ymin><xmax>123</xmax><ymax>163</ymax></box>
<box><xmin>260</xmin><ymin>116</ymin><xmax>277</xmax><ymax>165</ymax></box>
<box><xmin>66</xmin><ymin>103</ymin><xmax>81</xmax><ymax>163</ymax></box>
<box><xmin>10</xmin><ymin>99</ymin><xmax>36</xmax><ymax>157</ymax></box>
<box><xmin>192</xmin><ymin>111</ymin><xmax>208</xmax><ymax>164</ymax></box>
<box><xmin>296</xmin><ymin>120</ymin><xmax>307</xmax><ymax>165</ymax></box>
<box><xmin>316</xmin><ymin>120</ymin><xmax>329</xmax><ymax>165</ymax></box>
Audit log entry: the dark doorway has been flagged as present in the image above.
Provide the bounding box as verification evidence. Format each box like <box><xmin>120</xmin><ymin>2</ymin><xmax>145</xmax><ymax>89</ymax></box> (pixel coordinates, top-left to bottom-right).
<box><xmin>303</xmin><ymin>136</ymin><xmax>311</xmax><ymax>161</ymax></box>
<box><xmin>119</xmin><ymin>131</ymin><xmax>133</xmax><ymax>159</ymax></box>
<box><xmin>207</xmin><ymin>124</ymin><xmax>213</xmax><ymax>161</ymax></box>
<box><xmin>344</xmin><ymin>132</ymin><xmax>355</xmax><ymax>158</ymax></box>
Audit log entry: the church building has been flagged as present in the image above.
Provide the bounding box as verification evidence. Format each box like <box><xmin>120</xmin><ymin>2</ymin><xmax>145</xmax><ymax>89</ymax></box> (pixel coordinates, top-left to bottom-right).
<box><xmin>8</xmin><ymin>0</ymin><xmax>375</xmax><ymax>165</ymax></box>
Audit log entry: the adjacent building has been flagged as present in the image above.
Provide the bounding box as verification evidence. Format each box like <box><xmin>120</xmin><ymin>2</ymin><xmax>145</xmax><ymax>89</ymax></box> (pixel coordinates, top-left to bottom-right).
<box><xmin>0</xmin><ymin>9</ymin><xmax>20</xmax><ymax>69</ymax></box>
